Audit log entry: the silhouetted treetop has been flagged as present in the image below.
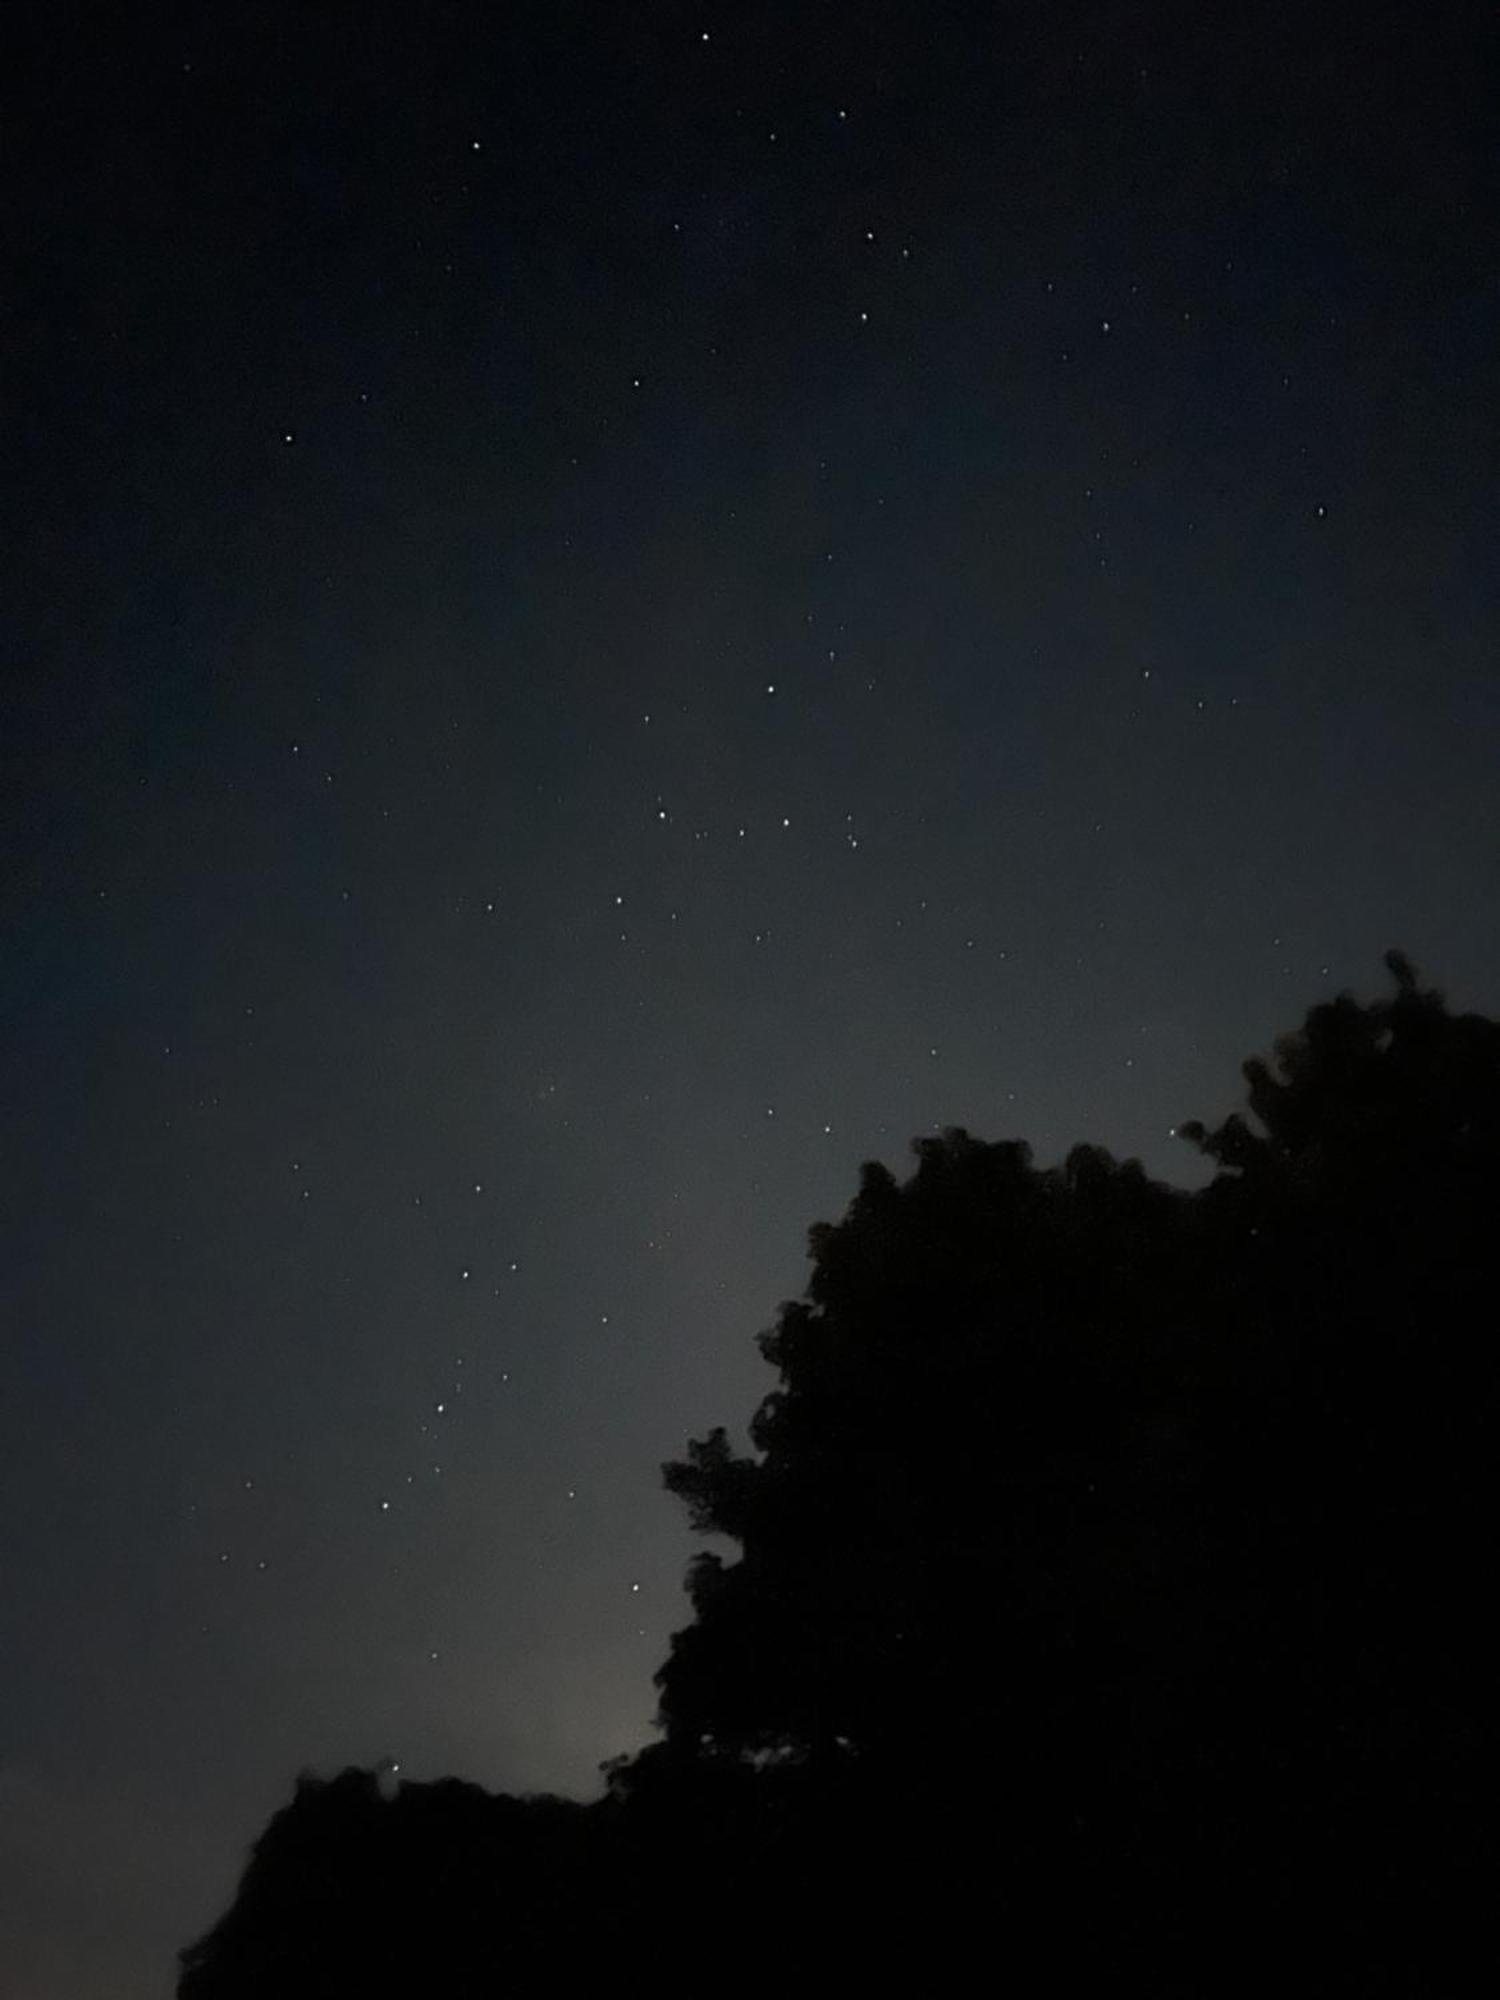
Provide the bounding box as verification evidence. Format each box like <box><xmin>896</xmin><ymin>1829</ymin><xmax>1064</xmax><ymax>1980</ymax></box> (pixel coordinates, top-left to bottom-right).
<box><xmin>1180</xmin><ymin>950</ymin><xmax>1498</xmax><ymax>1192</ymax></box>
<box><xmin>640</xmin><ymin>953</ymin><xmax>1498</xmax><ymax>1844</ymax></box>
<box><xmin>178</xmin><ymin>1766</ymin><xmax>618</xmax><ymax>1997</ymax></box>
<box><xmin>650</xmin><ymin>1113</ymin><xmax>1200</xmax><ymax>1785</ymax></box>
<box><xmin>180</xmin><ymin>953</ymin><xmax>1500</xmax><ymax>1996</ymax></box>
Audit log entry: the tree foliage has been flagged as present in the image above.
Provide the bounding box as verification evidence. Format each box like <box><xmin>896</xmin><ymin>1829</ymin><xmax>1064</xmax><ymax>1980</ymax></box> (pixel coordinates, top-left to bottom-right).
<box><xmin>180</xmin><ymin>954</ymin><xmax>1500</xmax><ymax>1993</ymax></box>
<box><xmin>623</xmin><ymin>950</ymin><xmax>1500</xmax><ymax>1979</ymax></box>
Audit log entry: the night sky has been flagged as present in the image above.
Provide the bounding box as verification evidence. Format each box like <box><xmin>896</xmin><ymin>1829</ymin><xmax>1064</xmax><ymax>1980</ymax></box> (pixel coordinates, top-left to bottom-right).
<box><xmin>4</xmin><ymin>3</ymin><xmax>1497</xmax><ymax>1992</ymax></box>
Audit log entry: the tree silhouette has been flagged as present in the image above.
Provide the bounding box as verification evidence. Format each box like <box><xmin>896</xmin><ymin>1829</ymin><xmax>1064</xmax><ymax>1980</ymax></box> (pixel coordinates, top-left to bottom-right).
<box><xmin>179</xmin><ymin>953</ymin><xmax>1500</xmax><ymax>1993</ymax></box>
<box><xmin>177</xmin><ymin>1766</ymin><xmax>627</xmax><ymax>1995</ymax></box>
<box><xmin>615</xmin><ymin>950</ymin><xmax>1500</xmax><ymax>1984</ymax></box>
<box><xmin>1161</xmin><ymin>951</ymin><xmax>1500</xmax><ymax>1981</ymax></box>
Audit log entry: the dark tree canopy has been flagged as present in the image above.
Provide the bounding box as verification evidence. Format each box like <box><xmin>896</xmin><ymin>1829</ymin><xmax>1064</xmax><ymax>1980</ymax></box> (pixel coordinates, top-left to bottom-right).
<box><xmin>621</xmin><ymin>950</ymin><xmax>1500</xmax><ymax>1983</ymax></box>
<box><xmin>179</xmin><ymin>954</ymin><xmax>1500</xmax><ymax>1994</ymax></box>
<box><xmin>176</xmin><ymin>1767</ymin><xmax>630</xmax><ymax>1995</ymax></box>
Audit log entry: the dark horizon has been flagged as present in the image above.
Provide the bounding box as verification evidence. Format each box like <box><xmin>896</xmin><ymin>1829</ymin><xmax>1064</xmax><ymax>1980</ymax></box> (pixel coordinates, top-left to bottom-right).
<box><xmin>4</xmin><ymin>3</ymin><xmax>1497</xmax><ymax>1992</ymax></box>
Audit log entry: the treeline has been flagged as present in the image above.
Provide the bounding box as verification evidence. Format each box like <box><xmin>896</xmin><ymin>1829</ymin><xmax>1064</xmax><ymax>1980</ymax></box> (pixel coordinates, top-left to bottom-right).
<box><xmin>180</xmin><ymin>953</ymin><xmax>1499</xmax><ymax>1995</ymax></box>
